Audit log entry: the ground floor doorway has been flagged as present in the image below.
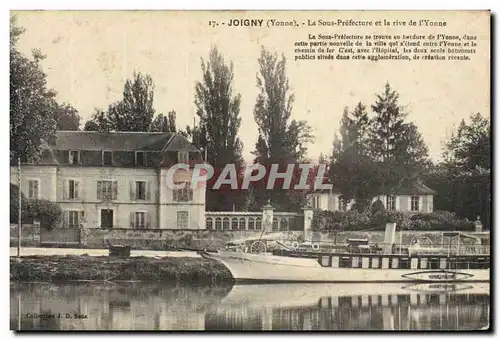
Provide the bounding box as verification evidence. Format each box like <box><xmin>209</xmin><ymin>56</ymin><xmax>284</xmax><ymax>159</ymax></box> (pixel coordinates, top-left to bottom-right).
<box><xmin>101</xmin><ymin>209</ymin><xmax>114</xmax><ymax>229</ymax></box>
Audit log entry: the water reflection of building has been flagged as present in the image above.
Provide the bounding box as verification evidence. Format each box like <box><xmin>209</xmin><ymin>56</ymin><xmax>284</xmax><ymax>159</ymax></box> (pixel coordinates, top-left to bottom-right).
<box><xmin>205</xmin><ymin>293</ymin><xmax>490</xmax><ymax>331</ymax></box>
<box><xmin>11</xmin><ymin>283</ymin><xmax>230</xmax><ymax>331</ymax></box>
<box><xmin>10</xmin><ymin>283</ymin><xmax>489</xmax><ymax>331</ymax></box>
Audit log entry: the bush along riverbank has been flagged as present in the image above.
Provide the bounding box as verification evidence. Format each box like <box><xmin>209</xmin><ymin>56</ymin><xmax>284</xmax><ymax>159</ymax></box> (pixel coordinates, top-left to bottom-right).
<box><xmin>10</xmin><ymin>255</ymin><xmax>234</xmax><ymax>285</ymax></box>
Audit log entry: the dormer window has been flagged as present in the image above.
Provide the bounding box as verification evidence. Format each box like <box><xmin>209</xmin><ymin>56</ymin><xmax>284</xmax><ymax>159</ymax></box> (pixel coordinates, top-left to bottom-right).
<box><xmin>68</xmin><ymin>150</ymin><xmax>80</xmax><ymax>164</ymax></box>
<box><xmin>178</xmin><ymin>151</ymin><xmax>189</xmax><ymax>164</ymax></box>
<box><xmin>135</xmin><ymin>151</ymin><xmax>146</xmax><ymax>166</ymax></box>
<box><xmin>102</xmin><ymin>151</ymin><xmax>113</xmax><ymax>166</ymax></box>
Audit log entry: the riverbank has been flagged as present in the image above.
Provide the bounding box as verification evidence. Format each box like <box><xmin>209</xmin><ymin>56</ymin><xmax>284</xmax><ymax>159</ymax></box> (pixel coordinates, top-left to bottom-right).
<box><xmin>9</xmin><ymin>247</ymin><xmax>200</xmax><ymax>258</ymax></box>
<box><xmin>10</xmin><ymin>255</ymin><xmax>233</xmax><ymax>285</ymax></box>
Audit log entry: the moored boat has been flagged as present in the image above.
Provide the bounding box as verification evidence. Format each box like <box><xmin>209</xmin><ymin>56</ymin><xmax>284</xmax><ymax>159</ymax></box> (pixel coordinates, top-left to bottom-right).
<box><xmin>200</xmin><ymin>227</ymin><xmax>490</xmax><ymax>284</ymax></box>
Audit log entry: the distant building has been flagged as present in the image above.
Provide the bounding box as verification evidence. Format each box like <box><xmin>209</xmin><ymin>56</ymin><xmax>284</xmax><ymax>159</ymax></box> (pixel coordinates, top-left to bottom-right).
<box><xmin>10</xmin><ymin>131</ymin><xmax>206</xmax><ymax>229</ymax></box>
<box><xmin>307</xmin><ymin>182</ymin><xmax>435</xmax><ymax>213</ymax></box>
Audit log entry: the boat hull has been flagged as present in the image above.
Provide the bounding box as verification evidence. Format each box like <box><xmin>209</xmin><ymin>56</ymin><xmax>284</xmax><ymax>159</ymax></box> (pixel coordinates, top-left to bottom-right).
<box><xmin>204</xmin><ymin>250</ymin><xmax>490</xmax><ymax>284</ymax></box>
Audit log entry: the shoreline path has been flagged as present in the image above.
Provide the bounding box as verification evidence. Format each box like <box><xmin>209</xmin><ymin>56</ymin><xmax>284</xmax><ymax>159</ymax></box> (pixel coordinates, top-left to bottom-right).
<box><xmin>9</xmin><ymin>247</ymin><xmax>200</xmax><ymax>258</ymax></box>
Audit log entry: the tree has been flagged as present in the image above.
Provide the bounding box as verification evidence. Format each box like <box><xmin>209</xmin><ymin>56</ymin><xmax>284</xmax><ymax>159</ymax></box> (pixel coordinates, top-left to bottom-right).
<box><xmin>340</xmin><ymin>103</ymin><xmax>370</xmax><ymax>156</ymax></box>
<box><xmin>425</xmin><ymin>162</ymin><xmax>490</xmax><ymax>229</ymax></box>
<box><xmin>194</xmin><ymin>46</ymin><xmax>245</xmax><ymax>211</ymax></box>
<box><xmin>85</xmin><ymin>72</ymin><xmax>155</xmax><ymax>132</ymax></box>
<box><xmin>10</xmin><ymin>16</ymin><xmax>58</xmax><ymax>163</ymax></box>
<box><xmin>181</xmin><ymin>124</ymin><xmax>201</xmax><ymax>144</ymax></box>
<box><xmin>55</xmin><ymin>102</ymin><xmax>81</xmax><ymax>130</ymax></box>
<box><xmin>444</xmin><ymin>113</ymin><xmax>490</xmax><ymax>171</ymax></box>
<box><xmin>318</xmin><ymin>152</ymin><xmax>328</xmax><ymax>165</ymax></box>
<box><xmin>113</xmin><ymin>71</ymin><xmax>155</xmax><ymax>131</ymax></box>
<box><xmin>251</xmin><ymin>46</ymin><xmax>314</xmax><ymax>211</ymax></box>
<box><xmin>425</xmin><ymin>113</ymin><xmax>491</xmax><ymax>229</ymax></box>
<box><xmin>149</xmin><ymin>110</ymin><xmax>178</xmax><ymax>133</ymax></box>
<box><xmin>26</xmin><ymin>198</ymin><xmax>63</xmax><ymax>228</ymax></box>
<box><xmin>368</xmin><ymin>83</ymin><xmax>429</xmax><ymax>192</ymax></box>
<box><xmin>329</xmin><ymin>103</ymin><xmax>383</xmax><ymax>212</ymax></box>
<box><xmin>328</xmin><ymin>85</ymin><xmax>430</xmax><ymax>212</ymax></box>
<box><xmin>83</xmin><ymin>120</ymin><xmax>99</xmax><ymax>132</ymax></box>
<box><xmin>84</xmin><ymin>109</ymin><xmax>112</xmax><ymax>132</ymax></box>
<box><xmin>10</xmin><ymin>183</ymin><xmax>28</xmax><ymax>224</ymax></box>
<box><xmin>286</xmin><ymin>119</ymin><xmax>314</xmax><ymax>163</ymax></box>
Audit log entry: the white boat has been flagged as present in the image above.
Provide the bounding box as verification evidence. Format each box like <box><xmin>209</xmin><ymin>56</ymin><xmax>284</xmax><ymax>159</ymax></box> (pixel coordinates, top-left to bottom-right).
<box><xmin>201</xmin><ymin>250</ymin><xmax>489</xmax><ymax>283</ymax></box>
<box><xmin>200</xmin><ymin>231</ymin><xmax>490</xmax><ymax>284</ymax></box>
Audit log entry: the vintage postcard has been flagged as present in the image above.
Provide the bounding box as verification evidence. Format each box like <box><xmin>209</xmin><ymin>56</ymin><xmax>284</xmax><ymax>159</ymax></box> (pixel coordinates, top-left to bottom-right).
<box><xmin>10</xmin><ymin>10</ymin><xmax>490</xmax><ymax>331</ymax></box>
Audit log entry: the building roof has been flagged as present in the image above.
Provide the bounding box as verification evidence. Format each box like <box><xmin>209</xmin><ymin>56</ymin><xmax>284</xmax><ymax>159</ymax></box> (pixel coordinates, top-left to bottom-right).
<box><xmin>163</xmin><ymin>134</ymin><xmax>200</xmax><ymax>152</ymax></box>
<box><xmin>27</xmin><ymin>131</ymin><xmax>202</xmax><ymax>168</ymax></box>
<box><xmin>52</xmin><ymin>131</ymin><xmax>177</xmax><ymax>151</ymax></box>
<box><xmin>309</xmin><ymin>180</ymin><xmax>436</xmax><ymax>196</ymax></box>
<box><xmin>38</xmin><ymin>147</ymin><xmax>60</xmax><ymax>166</ymax></box>
<box><xmin>397</xmin><ymin>181</ymin><xmax>436</xmax><ymax>195</ymax></box>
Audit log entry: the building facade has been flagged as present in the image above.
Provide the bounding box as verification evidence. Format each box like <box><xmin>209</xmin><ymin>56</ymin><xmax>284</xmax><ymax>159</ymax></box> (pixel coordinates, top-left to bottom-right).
<box><xmin>10</xmin><ymin>131</ymin><xmax>206</xmax><ymax>229</ymax></box>
<box><xmin>308</xmin><ymin>182</ymin><xmax>435</xmax><ymax>213</ymax></box>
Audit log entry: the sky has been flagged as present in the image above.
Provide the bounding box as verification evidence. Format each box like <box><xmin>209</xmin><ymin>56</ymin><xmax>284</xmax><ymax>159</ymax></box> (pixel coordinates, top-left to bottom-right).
<box><xmin>13</xmin><ymin>10</ymin><xmax>490</xmax><ymax>163</ymax></box>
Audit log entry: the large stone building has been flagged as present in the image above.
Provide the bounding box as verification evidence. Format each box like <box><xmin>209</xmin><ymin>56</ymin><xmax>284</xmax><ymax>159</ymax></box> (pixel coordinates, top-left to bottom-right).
<box><xmin>308</xmin><ymin>182</ymin><xmax>435</xmax><ymax>213</ymax></box>
<box><xmin>10</xmin><ymin>131</ymin><xmax>206</xmax><ymax>229</ymax></box>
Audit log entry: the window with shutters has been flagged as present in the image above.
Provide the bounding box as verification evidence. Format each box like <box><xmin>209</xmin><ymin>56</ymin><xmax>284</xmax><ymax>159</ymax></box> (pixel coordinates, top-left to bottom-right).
<box><xmin>68</xmin><ymin>180</ymin><xmax>79</xmax><ymax>199</ymax></box>
<box><xmin>337</xmin><ymin>198</ymin><xmax>344</xmax><ymax>211</ymax></box>
<box><xmin>69</xmin><ymin>150</ymin><xmax>80</xmax><ymax>164</ymax></box>
<box><xmin>102</xmin><ymin>151</ymin><xmax>113</xmax><ymax>166</ymax></box>
<box><xmin>28</xmin><ymin>179</ymin><xmax>40</xmax><ymax>199</ymax></box>
<box><xmin>176</xmin><ymin>211</ymin><xmax>188</xmax><ymax>229</ymax></box>
<box><xmin>97</xmin><ymin>180</ymin><xmax>117</xmax><ymax>200</ymax></box>
<box><xmin>135</xmin><ymin>181</ymin><xmax>147</xmax><ymax>200</ymax></box>
<box><xmin>411</xmin><ymin>195</ymin><xmax>420</xmax><ymax>211</ymax></box>
<box><xmin>173</xmin><ymin>182</ymin><xmax>193</xmax><ymax>202</ymax></box>
<box><xmin>386</xmin><ymin>195</ymin><xmax>396</xmax><ymax>211</ymax></box>
<box><xmin>134</xmin><ymin>212</ymin><xmax>146</xmax><ymax>229</ymax></box>
<box><xmin>312</xmin><ymin>196</ymin><xmax>320</xmax><ymax>209</ymax></box>
<box><xmin>67</xmin><ymin>210</ymin><xmax>84</xmax><ymax>228</ymax></box>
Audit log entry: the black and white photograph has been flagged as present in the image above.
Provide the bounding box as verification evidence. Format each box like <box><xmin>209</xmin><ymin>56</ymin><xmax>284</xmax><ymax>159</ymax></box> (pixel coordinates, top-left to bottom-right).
<box><xmin>8</xmin><ymin>9</ymin><xmax>491</xmax><ymax>332</ymax></box>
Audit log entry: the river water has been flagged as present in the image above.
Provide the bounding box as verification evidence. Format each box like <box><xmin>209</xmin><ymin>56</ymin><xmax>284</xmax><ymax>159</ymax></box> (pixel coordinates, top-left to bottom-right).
<box><xmin>10</xmin><ymin>282</ymin><xmax>490</xmax><ymax>331</ymax></box>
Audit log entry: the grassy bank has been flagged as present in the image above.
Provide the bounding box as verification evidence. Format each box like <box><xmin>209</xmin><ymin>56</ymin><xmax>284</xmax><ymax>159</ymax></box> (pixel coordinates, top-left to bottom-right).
<box><xmin>10</xmin><ymin>255</ymin><xmax>233</xmax><ymax>285</ymax></box>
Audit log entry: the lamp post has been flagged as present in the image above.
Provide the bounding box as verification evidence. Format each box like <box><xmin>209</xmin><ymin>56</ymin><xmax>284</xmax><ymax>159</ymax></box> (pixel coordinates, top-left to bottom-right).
<box><xmin>17</xmin><ymin>158</ymin><xmax>21</xmax><ymax>258</ymax></box>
